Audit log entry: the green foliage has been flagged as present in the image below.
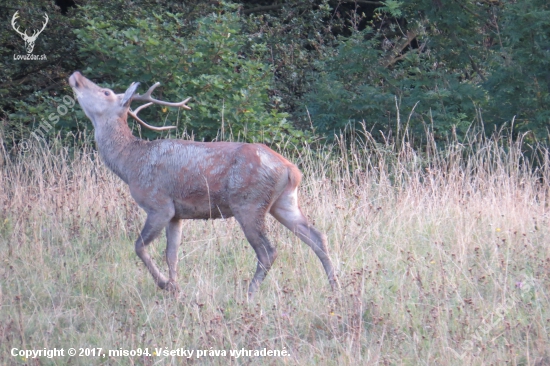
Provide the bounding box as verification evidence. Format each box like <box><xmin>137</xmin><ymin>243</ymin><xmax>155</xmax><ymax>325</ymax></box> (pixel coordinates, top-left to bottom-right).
<box><xmin>74</xmin><ymin>2</ymin><xmax>300</xmax><ymax>143</ymax></box>
<box><xmin>242</xmin><ymin>0</ymin><xmax>340</xmax><ymax>129</ymax></box>
<box><xmin>2</xmin><ymin>0</ymin><xmax>550</xmax><ymax>148</ymax></box>
<box><xmin>376</xmin><ymin>1</ymin><xmax>403</xmax><ymax>18</ymax></box>
<box><xmin>484</xmin><ymin>0</ymin><xmax>550</xmax><ymax>138</ymax></box>
<box><xmin>303</xmin><ymin>25</ymin><xmax>484</xmax><ymax>141</ymax></box>
<box><xmin>0</xmin><ymin>0</ymin><xmax>81</xmax><ymax>142</ymax></box>
<box><xmin>301</xmin><ymin>0</ymin><xmax>550</xmax><ymax>143</ymax></box>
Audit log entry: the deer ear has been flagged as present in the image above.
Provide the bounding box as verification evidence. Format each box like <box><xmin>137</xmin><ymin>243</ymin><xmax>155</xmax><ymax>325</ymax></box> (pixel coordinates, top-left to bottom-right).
<box><xmin>121</xmin><ymin>82</ymin><xmax>140</xmax><ymax>107</ymax></box>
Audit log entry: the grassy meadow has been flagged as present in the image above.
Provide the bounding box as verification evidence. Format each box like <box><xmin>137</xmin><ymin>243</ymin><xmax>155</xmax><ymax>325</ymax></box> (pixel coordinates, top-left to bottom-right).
<box><xmin>0</xmin><ymin>131</ymin><xmax>549</xmax><ymax>365</ymax></box>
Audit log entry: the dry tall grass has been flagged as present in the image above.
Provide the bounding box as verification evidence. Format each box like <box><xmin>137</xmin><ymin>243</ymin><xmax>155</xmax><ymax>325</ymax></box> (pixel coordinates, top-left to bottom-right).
<box><xmin>0</xmin><ymin>131</ymin><xmax>549</xmax><ymax>365</ymax></box>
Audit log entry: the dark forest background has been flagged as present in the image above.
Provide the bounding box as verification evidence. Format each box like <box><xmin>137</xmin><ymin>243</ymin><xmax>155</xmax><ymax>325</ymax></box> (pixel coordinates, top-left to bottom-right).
<box><xmin>1</xmin><ymin>0</ymin><xmax>549</xmax><ymax>147</ymax></box>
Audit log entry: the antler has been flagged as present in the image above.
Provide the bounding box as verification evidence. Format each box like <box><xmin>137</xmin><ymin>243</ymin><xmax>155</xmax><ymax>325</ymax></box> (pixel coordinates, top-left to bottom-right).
<box><xmin>11</xmin><ymin>12</ymin><xmax>48</xmax><ymax>40</ymax></box>
<box><xmin>132</xmin><ymin>82</ymin><xmax>192</xmax><ymax>109</ymax></box>
<box><xmin>128</xmin><ymin>103</ymin><xmax>179</xmax><ymax>131</ymax></box>
<box><xmin>31</xmin><ymin>13</ymin><xmax>49</xmax><ymax>39</ymax></box>
<box><xmin>11</xmin><ymin>11</ymin><xmax>27</xmax><ymax>38</ymax></box>
<box><xmin>128</xmin><ymin>82</ymin><xmax>191</xmax><ymax>132</ymax></box>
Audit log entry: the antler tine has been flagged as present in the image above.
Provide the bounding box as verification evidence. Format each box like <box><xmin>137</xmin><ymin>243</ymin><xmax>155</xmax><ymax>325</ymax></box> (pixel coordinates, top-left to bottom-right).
<box><xmin>33</xmin><ymin>13</ymin><xmax>49</xmax><ymax>36</ymax></box>
<box><xmin>133</xmin><ymin>102</ymin><xmax>153</xmax><ymax>115</ymax></box>
<box><xmin>132</xmin><ymin>82</ymin><xmax>192</xmax><ymax>110</ymax></box>
<box><xmin>128</xmin><ymin>102</ymin><xmax>177</xmax><ymax>132</ymax></box>
<box><xmin>138</xmin><ymin>82</ymin><xmax>161</xmax><ymax>98</ymax></box>
<box><xmin>11</xmin><ymin>11</ymin><xmax>27</xmax><ymax>37</ymax></box>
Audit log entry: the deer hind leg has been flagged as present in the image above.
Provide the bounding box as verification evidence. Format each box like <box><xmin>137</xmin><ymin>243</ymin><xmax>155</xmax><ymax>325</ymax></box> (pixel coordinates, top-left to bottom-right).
<box><xmin>135</xmin><ymin>208</ymin><xmax>174</xmax><ymax>290</ymax></box>
<box><xmin>234</xmin><ymin>209</ymin><xmax>277</xmax><ymax>298</ymax></box>
<box><xmin>270</xmin><ymin>189</ymin><xmax>338</xmax><ymax>291</ymax></box>
<box><xmin>165</xmin><ymin>218</ymin><xmax>183</xmax><ymax>293</ymax></box>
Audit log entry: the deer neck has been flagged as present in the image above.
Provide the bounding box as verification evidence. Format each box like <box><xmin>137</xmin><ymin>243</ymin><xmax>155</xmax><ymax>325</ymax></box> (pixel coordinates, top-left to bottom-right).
<box><xmin>94</xmin><ymin>116</ymin><xmax>140</xmax><ymax>184</ymax></box>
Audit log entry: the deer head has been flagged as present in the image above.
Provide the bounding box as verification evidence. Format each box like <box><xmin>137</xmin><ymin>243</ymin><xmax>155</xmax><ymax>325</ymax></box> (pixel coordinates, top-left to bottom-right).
<box><xmin>11</xmin><ymin>11</ymin><xmax>48</xmax><ymax>54</ymax></box>
<box><xmin>69</xmin><ymin>71</ymin><xmax>191</xmax><ymax>132</ymax></box>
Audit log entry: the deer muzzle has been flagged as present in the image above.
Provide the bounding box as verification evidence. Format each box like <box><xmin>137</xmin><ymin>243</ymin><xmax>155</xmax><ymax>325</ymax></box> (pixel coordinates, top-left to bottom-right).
<box><xmin>68</xmin><ymin>71</ymin><xmax>83</xmax><ymax>89</ymax></box>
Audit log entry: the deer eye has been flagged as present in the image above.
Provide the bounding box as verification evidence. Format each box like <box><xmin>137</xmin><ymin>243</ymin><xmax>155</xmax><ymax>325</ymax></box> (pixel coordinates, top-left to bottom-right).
<box><xmin>104</xmin><ymin>91</ymin><xmax>110</xmax><ymax>96</ymax></box>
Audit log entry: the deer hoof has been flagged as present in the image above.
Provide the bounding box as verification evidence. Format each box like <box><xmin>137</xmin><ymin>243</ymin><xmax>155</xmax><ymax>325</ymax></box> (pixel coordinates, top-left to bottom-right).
<box><xmin>160</xmin><ymin>280</ymin><xmax>180</xmax><ymax>294</ymax></box>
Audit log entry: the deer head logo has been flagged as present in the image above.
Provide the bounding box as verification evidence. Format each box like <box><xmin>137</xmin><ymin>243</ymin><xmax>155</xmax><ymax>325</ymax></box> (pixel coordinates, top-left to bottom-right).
<box><xmin>11</xmin><ymin>11</ymin><xmax>49</xmax><ymax>54</ymax></box>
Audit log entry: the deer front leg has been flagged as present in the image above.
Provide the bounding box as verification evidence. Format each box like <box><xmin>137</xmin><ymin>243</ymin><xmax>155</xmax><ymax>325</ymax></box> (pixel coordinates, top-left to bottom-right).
<box><xmin>165</xmin><ymin>218</ymin><xmax>183</xmax><ymax>293</ymax></box>
<box><xmin>135</xmin><ymin>211</ymin><xmax>173</xmax><ymax>290</ymax></box>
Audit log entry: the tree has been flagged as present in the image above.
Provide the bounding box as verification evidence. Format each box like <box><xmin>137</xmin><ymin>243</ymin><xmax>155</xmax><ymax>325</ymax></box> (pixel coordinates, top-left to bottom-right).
<box><xmin>484</xmin><ymin>0</ymin><xmax>550</xmax><ymax>139</ymax></box>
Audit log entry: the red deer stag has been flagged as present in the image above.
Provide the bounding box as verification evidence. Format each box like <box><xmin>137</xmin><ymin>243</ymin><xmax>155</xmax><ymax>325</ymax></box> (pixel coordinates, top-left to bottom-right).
<box><xmin>69</xmin><ymin>71</ymin><xmax>337</xmax><ymax>298</ymax></box>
